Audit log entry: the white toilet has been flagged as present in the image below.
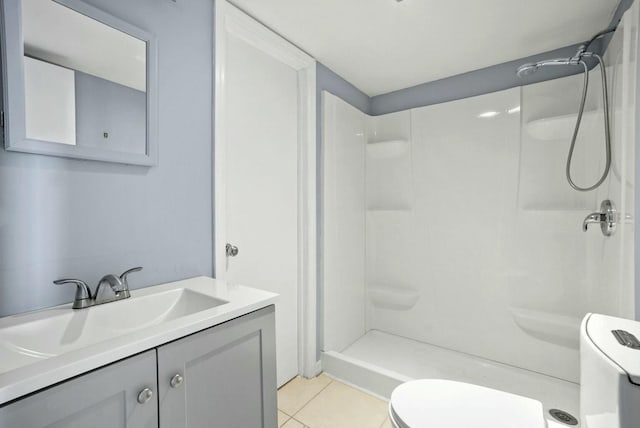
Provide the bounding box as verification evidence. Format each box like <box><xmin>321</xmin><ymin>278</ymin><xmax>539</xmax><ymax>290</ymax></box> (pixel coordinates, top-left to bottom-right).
<box><xmin>388</xmin><ymin>313</ymin><xmax>640</xmax><ymax>428</ymax></box>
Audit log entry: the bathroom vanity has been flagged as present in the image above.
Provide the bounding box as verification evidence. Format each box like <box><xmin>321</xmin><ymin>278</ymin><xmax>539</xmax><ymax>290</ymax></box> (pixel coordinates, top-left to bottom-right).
<box><xmin>0</xmin><ymin>277</ymin><xmax>278</xmax><ymax>428</ymax></box>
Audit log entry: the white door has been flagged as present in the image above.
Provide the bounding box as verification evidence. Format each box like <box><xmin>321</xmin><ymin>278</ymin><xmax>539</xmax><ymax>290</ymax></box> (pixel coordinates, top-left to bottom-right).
<box><xmin>214</xmin><ymin>1</ymin><xmax>317</xmax><ymax>386</ymax></box>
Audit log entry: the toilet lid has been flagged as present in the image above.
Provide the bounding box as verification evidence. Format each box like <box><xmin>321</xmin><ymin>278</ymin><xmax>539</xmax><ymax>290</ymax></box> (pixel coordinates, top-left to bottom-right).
<box><xmin>389</xmin><ymin>379</ymin><xmax>546</xmax><ymax>428</ymax></box>
<box><xmin>584</xmin><ymin>313</ymin><xmax>640</xmax><ymax>385</ymax></box>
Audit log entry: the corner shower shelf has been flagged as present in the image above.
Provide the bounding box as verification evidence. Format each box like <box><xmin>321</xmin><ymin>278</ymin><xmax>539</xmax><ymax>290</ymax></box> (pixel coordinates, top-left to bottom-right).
<box><xmin>366</xmin><ymin>139</ymin><xmax>409</xmax><ymax>159</ymax></box>
<box><xmin>368</xmin><ymin>284</ymin><xmax>420</xmax><ymax>311</ymax></box>
<box><xmin>509</xmin><ymin>306</ymin><xmax>581</xmax><ymax>349</ymax></box>
<box><xmin>526</xmin><ymin>109</ymin><xmax>601</xmax><ymax>141</ymax></box>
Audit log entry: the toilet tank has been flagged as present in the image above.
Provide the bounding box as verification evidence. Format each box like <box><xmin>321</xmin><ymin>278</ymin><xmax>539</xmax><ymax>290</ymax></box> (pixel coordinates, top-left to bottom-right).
<box><xmin>580</xmin><ymin>313</ymin><xmax>640</xmax><ymax>428</ymax></box>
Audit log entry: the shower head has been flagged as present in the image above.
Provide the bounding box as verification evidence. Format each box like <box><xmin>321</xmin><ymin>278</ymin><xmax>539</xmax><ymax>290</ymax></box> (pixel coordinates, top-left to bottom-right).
<box><xmin>516</xmin><ymin>63</ymin><xmax>540</xmax><ymax>77</ymax></box>
<box><xmin>516</xmin><ymin>58</ymin><xmax>580</xmax><ymax>78</ymax></box>
<box><xmin>516</xmin><ymin>28</ymin><xmax>617</xmax><ymax>79</ymax></box>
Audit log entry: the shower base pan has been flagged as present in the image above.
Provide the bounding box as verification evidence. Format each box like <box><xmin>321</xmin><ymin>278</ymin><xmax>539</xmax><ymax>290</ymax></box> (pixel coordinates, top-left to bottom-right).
<box><xmin>322</xmin><ymin>330</ymin><xmax>579</xmax><ymax>428</ymax></box>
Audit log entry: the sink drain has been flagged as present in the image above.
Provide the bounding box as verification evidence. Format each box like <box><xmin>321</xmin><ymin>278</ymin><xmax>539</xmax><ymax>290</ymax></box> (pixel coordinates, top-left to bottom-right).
<box><xmin>549</xmin><ymin>409</ymin><xmax>578</xmax><ymax>426</ymax></box>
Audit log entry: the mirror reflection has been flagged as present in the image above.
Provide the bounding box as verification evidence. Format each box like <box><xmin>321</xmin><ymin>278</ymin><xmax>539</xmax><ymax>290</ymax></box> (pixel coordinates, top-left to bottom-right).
<box><xmin>22</xmin><ymin>0</ymin><xmax>147</xmax><ymax>153</ymax></box>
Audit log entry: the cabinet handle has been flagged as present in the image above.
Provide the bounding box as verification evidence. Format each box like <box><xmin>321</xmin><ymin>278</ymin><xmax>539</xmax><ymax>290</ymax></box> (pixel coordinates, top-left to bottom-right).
<box><xmin>170</xmin><ymin>373</ymin><xmax>184</xmax><ymax>388</ymax></box>
<box><xmin>137</xmin><ymin>387</ymin><xmax>153</xmax><ymax>404</ymax></box>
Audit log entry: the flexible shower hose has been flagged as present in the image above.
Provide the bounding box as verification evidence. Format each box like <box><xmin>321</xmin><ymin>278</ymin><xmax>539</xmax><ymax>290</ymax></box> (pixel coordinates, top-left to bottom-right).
<box><xmin>565</xmin><ymin>54</ymin><xmax>611</xmax><ymax>192</ymax></box>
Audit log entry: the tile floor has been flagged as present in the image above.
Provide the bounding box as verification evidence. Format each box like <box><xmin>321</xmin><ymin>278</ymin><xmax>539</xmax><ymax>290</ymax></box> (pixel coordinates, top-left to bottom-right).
<box><xmin>277</xmin><ymin>374</ymin><xmax>392</xmax><ymax>428</ymax></box>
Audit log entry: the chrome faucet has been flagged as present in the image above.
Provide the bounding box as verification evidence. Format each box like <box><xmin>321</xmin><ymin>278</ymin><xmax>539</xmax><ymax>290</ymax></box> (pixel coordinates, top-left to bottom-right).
<box><xmin>94</xmin><ymin>274</ymin><xmax>129</xmax><ymax>304</ymax></box>
<box><xmin>54</xmin><ymin>267</ymin><xmax>142</xmax><ymax>309</ymax></box>
<box><xmin>583</xmin><ymin>200</ymin><xmax>617</xmax><ymax>237</ymax></box>
<box><xmin>582</xmin><ymin>212</ymin><xmax>603</xmax><ymax>230</ymax></box>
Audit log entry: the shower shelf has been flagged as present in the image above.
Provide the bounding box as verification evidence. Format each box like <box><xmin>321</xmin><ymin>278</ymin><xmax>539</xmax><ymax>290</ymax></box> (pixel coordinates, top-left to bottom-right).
<box><xmin>509</xmin><ymin>306</ymin><xmax>581</xmax><ymax>349</ymax></box>
<box><xmin>525</xmin><ymin>110</ymin><xmax>602</xmax><ymax>141</ymax></box>
<box><xmin>368</xmin><ymin>284</ymin><xmax>420</xmax><ymax>310</ymax></box>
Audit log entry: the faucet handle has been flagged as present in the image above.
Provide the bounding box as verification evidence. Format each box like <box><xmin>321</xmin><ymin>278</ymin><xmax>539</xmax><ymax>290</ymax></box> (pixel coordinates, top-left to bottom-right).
<box><xmin>120</xmin><ymin>266</ymin><xmax>142</xmax><ymax>288</ymax></box>
<box><xmin>53</xmin><ymin>279</ymin><xmax>93</xmax><ymax>309</ymax></box>
<box><xmin>582</xmin><ymin>199</ymin><xmax>617</xmax><ymax>236</ymax></box>
<box><xmin>582</xmin><ymin>213</ymin><xmax>604</xmax><ymax>232</ymax></box>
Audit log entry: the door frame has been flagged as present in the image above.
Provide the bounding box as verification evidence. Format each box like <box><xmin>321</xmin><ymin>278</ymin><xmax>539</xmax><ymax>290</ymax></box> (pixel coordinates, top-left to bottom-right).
<box><xmin>213</xmin><ymin>0</ymin><xmax>319</xmax><ymax>379</ymax></box>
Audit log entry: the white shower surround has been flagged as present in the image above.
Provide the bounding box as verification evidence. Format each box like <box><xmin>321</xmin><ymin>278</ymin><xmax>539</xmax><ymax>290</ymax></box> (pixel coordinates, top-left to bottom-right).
<box><xmin>322</xmin><ymin>0</ymin><xmax>637</xmax><ymax>408</ymax></box>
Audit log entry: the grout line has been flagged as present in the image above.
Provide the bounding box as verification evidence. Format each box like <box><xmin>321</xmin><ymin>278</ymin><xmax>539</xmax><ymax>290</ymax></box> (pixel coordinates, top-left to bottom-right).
<box><xmin>320</xmin><ymin>376</ymin><xmax>390</xmax><ymax>427</ymax></box>
<box><xmin>291</xmin><ymin>376</ymin><xmax>334</xmax><ymax>417</ymax></box>
<box><xmin>279</xmin><ymin>409</ymin><xmax>293</xmax><ymax>418</ymax></box>
<box><xmin>292</xmin><ymin>417</ymin><xmax>308</xmax><ymax>428</ymax></box>
<box><xmin>279</xmin><ymin>374</ymin><xmax>301</xmax><ymax>389</ymax></box>
<box><xmin>278</xmin><ymin>410</ymin><xmax>292</xmax><ymax>427</ymax></box>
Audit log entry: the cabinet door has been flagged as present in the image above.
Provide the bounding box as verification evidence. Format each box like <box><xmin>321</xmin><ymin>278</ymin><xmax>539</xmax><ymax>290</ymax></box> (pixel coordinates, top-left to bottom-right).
<box><xmin>158</xmin><ymin>306</ymin><xmax>277</xmax><ymax>428</ymax></box>
<box><xmin>0</xmin><ymin>350</ymin><xmax>158</xmax><ymax>428</ymax></box>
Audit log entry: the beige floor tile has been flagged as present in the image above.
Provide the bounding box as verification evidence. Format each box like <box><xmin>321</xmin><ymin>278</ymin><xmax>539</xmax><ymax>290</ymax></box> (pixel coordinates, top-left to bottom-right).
<box><xmin>379</xmin><ymin>417</ymin><xmax>393</xmax><ymax>428</ymax></box>
<box><xmin>278</xmin><ymin>374</ymin><xmax>332</xmax><ymax>416</ymax></box>
<box><xmin>282</xmin><ymin>418</ymin><xmax>305</xmax><ymax>428</ymax></box>
<box><xmin>295</xmin><ymin>381</ymin><xmax>388</xmax><ymax>428</ymax></box>
<box><xmin>278</xmin><ymin>410</ymin><xmax>291</xmax><ymax>427</ymax></box>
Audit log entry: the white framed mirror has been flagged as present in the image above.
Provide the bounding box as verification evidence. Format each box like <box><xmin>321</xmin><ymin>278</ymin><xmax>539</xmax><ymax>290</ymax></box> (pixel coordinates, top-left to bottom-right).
<box><xmin>0</xmin><ymin>0</ymin><xmax>158</xmax><ymax>165</ymax></box>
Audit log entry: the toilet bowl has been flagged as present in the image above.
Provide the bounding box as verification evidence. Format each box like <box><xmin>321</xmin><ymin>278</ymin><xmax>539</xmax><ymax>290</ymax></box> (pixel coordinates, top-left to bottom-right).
<box><xmin>389</xmin><ymin>313</ymin><xmax>640</xmax><ymax>428</ymax></box>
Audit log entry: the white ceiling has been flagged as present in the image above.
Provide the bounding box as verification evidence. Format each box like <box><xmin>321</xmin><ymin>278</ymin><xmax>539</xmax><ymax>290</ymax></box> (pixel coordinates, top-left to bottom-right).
<box><xmin>231</xmin><ymin>0</ymin><xmax>620</xmax><ymax>96</ymax></box>
<box><xmin>23</xmin><ymin>0</ymin><xmax>146</xmax><ymax>92</ymax></box>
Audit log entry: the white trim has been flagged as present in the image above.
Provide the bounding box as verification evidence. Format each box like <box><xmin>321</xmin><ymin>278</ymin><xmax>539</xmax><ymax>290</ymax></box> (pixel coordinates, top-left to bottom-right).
<box><xmin>223</xmin><ymin>5</ymin><xmax>313</xmax><ymax>71</ymax></box>
<box><xmin>213</xmin><ymin>0</ymin><xmax>229</xmax><ymax>281</ymax></box>
<box><xmin>213</xmin><ymin>0</ymin><xmax>318</xmax><ymax>378</ymax></box>
<box><xmin>298</xmin><ymin>63</ymin><xmax>320</xmax><ymax>378</ymax></box>
<box><xmin>0</xmin><ymin>0</ymin><xmax>158</xmax><ymax>166</ymax></box>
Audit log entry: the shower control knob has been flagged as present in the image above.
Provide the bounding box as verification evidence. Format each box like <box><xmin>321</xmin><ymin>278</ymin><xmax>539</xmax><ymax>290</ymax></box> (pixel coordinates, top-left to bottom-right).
<box><xmin>170</xmin><ymin>373</ymin><xmax>184</xmax><ymax>388</ymax></box>
<box><xmin>582</xmin><ymin>199</ymin><xmax>617</xmax><ymax>237</ymax></box>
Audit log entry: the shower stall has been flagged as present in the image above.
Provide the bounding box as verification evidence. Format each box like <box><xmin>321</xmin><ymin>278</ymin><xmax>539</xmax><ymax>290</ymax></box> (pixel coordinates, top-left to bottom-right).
<box><xmin>321</xmin><ymin>2</ymin><xmax>638</xmax><ymax>425</ymax></box>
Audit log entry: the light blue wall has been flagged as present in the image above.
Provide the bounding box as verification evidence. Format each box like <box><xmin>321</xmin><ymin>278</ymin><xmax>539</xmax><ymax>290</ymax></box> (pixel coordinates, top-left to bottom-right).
<box><xmin>75</xmin><ymin>71</ymin><xmax>146</xmax><ymax>154</ymax></box>
<box><xmin>0</xmin><ymin>0</ymin><xmax>214</xmax><ymax>317</ymax></box>
<box><xmin>316</xmin><ymin>63</ymin><xmax>371</xmax><ymax>116</ymax></box>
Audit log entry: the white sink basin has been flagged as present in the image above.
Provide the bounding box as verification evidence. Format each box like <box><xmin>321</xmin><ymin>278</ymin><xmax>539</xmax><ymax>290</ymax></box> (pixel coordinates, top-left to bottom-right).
<box><xmin>0</xmin><ymin>287</ymin><xmax>226</xmax><ymax>372</ymax></box>
<box><xmin>0</xmin><ymin>276</ymin><xmax>277</xmax><ymax>405</ymax></box>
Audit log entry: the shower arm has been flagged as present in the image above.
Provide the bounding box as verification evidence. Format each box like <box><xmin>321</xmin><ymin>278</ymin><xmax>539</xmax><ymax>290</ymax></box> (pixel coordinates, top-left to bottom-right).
<box><xmin>569</xmin><ymin>28</ymin><xmax>617</xmax><ymax>64</ymax></box>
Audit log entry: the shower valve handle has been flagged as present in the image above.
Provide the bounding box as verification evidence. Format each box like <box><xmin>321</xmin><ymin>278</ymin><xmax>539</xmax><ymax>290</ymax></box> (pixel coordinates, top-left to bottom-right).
<box><xmin>582</xmin><ymin>213</ymin><xmax>604</xmax><ymax>231</ymax></box>
<box><xmin>582</xmin><ymin>200</ymin><xmax>617</xmax><ymax>237</ymax></box>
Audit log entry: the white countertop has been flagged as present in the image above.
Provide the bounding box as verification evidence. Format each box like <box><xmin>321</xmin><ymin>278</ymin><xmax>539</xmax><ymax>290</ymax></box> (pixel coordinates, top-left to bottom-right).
<box><xmin>0</xmin><ymin>276</ymin><xmax>277</xmax><ymax>405</ymax></box>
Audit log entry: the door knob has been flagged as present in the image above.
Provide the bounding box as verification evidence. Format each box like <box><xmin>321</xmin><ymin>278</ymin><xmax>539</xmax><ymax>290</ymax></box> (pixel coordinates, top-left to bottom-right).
<box><xmin>137</xmin><ymin>387</ymin><xmax>153</xmax><ymax>404</ymax></box>
<box><xmin>170</xmin><ymin>373</ymin><xmax>184</xmax><ymax>388</ymax></box>
<box><xmin>226</xmin><ymin>243</ymin><xmax>239</xmax><ymax>257</ymax></box>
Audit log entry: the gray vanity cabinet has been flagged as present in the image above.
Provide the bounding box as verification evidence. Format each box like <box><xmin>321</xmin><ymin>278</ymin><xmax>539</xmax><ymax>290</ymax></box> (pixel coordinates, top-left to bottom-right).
<box><xmin>0</xmin><ymin>306</ymin><xmax>277</xmax><ymax>428</ymax></box>
<box><xmin>0</xmin><ymin>350</ymin><xmax>158</xmax><ymax>428</ymax></box>
<box><xmin>157</xmin><ymin>306</ymin><xmax>277</xmax><ymax>428</ymax></box>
